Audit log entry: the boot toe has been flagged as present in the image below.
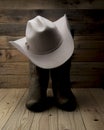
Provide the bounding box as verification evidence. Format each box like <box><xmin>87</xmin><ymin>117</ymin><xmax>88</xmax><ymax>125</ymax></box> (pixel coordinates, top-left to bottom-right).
<box><xmin>26</xmin><ymin>98</ymin><xmax>54</xmax><ymax>112</ymax></box>
<box><xmin>56</xmin><ymin>98</ymin><xmax>77</xmax><ymax>111</ymax></box>
<box><xmin>55</xmin><ymin>92</ymin><xmax>77</xmax><ymax>111</ymax></box>
<box><xmin>26</xmin><ymin>100</ymin><xmax>45</xmax><ymax>112</ymax></box>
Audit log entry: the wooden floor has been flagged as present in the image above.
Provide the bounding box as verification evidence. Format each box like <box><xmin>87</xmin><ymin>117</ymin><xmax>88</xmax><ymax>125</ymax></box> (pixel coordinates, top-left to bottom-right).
<box><xmin>0</xmin><ymin>88</ymin><xmax>104</xmax><ymax>130</ymax></box>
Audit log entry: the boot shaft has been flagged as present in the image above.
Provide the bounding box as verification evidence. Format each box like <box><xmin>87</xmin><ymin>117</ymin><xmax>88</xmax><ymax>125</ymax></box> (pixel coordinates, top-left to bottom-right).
<box><xmin>51</xmin><ymin>58</ymin><xmax>72</xmax><ymax>85</ymax></box>
<box><xmin>50</xmin><ymin>58</ymin><xmax>72</xmax><ymax>97</ymax></box>
<box><xmin>28</xmin><ymin>62</ymin><xmax>49</xmax><ymax>99</ymax></box>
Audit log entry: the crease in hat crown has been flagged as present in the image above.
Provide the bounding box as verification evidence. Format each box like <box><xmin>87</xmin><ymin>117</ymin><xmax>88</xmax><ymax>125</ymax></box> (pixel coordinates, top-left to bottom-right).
<box><xmin>25</xmin><ymin>16</ymin><xmax>62</xmax><ymax>55</ymax></box>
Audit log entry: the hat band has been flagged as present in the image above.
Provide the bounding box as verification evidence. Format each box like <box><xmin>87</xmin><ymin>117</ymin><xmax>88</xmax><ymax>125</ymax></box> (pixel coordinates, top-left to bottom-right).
<box><xmin>25</xmin><ymin>39</ymin><xmax>62</xmax><ymax>55</ymax></box>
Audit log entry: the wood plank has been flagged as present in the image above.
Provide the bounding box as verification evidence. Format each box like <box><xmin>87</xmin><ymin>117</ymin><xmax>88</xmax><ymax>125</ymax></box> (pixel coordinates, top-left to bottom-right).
<box><xmin>0</xmin><ymin>9</ymin><xmax>103</xmax><ymax>36</ymax></box>
<box><xmin>0</xmin><ymin>88</ymin><xmax>26</xmax><ymax>129</ymax></box>
<box><xmin>0</xmin><ymin>50</ymin><xmax>6</xmax><ymax>62</ymax></box>
<box><xmin>2</xmin><ymin>90</ymin><xmax>34</xmax><ymax>130</ymax></box>
<box><xmin>1</xmin><ymin>35</ymin><xmax>104</xmax><ymax>63</ymax></box>
<box><xmin>0</xmin><ymin>23</ymin><xmax>25</xmax><ymax>36</ymax></box>
<box><xmin>0</xmin><ymin>0</ymin><xmax>104</xmax><ymax>9</ymax></box>
<box><xmin>5</xmin><ymin>49</ymin><xmax>28</xmax><ymax>62</ymax></box>
<box><xmin>0</xmin><ymin>62</ymin><xmax>29</xmax><ymax>75</ymax></box>
<box><xmin>0</xmin><ymin>89</ymin><xmax>9</xmax><ymax>102</ymax></box>
<box><xmin>71</xmin><ymin>82</ymin><xmax>101</xmax><ymax>88</ymax></box>
<box><xmin>30</xmin><ymin>87</ymin><xmax>57</xmax><ymax>130</ymax></box>
<box><xmin>90</xmin><ymin>89</ymin><xmax>104</xmax><ymax>123</ymax></box>
<box><xmin>1</xmin><ymin>36</ymin><xmax>104</xmax><ymax>49</ymax></box>
<box><xmin>74</xmin><ymin>35</ymin><xmax>104</xmax><ymax>41</ymax></box>
<box><xmin>72</xmin><ymin>62</ymin><xmax>104</xmax><ymax>88</ymax></box>
<box><xmin>0</xmin><ymin>36</ymin><xmax>22</xmax><ymax>49</ymax></box>
<box><xmin>0</xmin><ymin>74</ymin><xmax>102</xmax><ymax>88</ymax></box>
<box><xmin>71</xmin><ymin>75</ymin><xmax>103</xmax><ymax>88</ymax></box>
<box><xmin>0</xmin><ymin>22</ymin><xmax>103</xmax><ymax>36</ymax></box>
<box><xmin>30</xmin><ymin>112</ymin><xmax>43</xmax><ymax>130</ymax></box>
<box><xmin>48</xmin><ymin>108</ymin><xmax>58</xmax><ymax>130</ymax></box>
<box><xmin>0</xmin><ymin>62</ymin><xmax>103</xmax><ymax>76</ymax></box>
<box><xmin>0</xmin><ymin>49</ymin><xmax>28</xmax><ymax>62</ymax></box>
<box><xmin>1</xmin><ymin>49</ymin><xmax>104</xmax><ymax>62</ymax></box>
<box><xmin>71</xmin><ymin>75</ymin><xmax>102</xmax><ymax>82</ymax></box>
<box><xmin>31</xmin><ymin>111</ymin><xmax>49</xmax><ymax>130</ymax></box>
<box><xmin>73</xmin><ymin>50</ymin><xmax>104</xmax><ymax>62</ymax></box>
<box><xmin>57</xmin><ymin>108</ymin><xmax>86</xmax><ymax>130</ymax></box>
<box><xmin>74</xmin><ymin>89</ymin><xmax>104</xmax><ymax>130</ymax></box>
<box><xmin>31</xmin><ymin>108</ymin><xmax>58</xmax><ymax>130</ymax></box>
<box><xmin>0</xmin><ymin>36</ymin><xmax>12</xmax><ymax>49</ymax></box>
<box><xmin>71</xmin><ymin>62</ymin><xmax>104</xmax><ymax>76</ymax></box>
<box><xmin>0</xmin><ymin>88</ymin><xmax>104</xmax><ymax>129</ymax></box>
<box><xmin>0</xmin><ymin>75</ymin><xmax>29</xmax><ymax>88</ymax></box>
<box><xmin>0</xmin><ymin>9</ymin><xmax>104</xmax><ymax>24</ymax></box>
<box><xmin>0</xmin><ymin>62</ymin><xmax>103</xmax><ymax>88</ymax></box>
<box><xmin>75</xmin><ymin>41</ymin><xmax>104</xmax><ymax>49</ymax></box>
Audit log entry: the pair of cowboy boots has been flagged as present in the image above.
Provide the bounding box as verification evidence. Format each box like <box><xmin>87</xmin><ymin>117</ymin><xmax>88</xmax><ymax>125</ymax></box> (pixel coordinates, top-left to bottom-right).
<box><xmin>26</xmin><ymin>59</ymin><xmax>77</xmax><ymax>112</ymax></box>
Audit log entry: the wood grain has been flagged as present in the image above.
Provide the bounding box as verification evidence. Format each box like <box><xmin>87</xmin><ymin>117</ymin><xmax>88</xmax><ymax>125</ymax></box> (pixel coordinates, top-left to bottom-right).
<box><xmin>0</xmin><ymin>49</ymin><xmax>28</xmax><ymax>62</ymax></box>
<box><xmin>0</xmin><ymin>36</ymin><xmax>104</xmax><ymax>62</ymax></box>
<box><xmin>58</xmin><ymin>109</ymin><xmax>86</xmax><ymax>130</ymax></box>
<box><xmin>74</xmin><ymin>89</ymin><xmax>104</xmax><ymax>130</ymax></box>
<box><xmin>0</xmin><ymin>62</ymin><xmax>103</xmax><ymax>88</ymax></box>
<box><xmin>90</xmin><ymin>89</ymin><xmax>104</xmax><ymax>123</ymax></box>
<box><xmin>0</xmin><ymin>9</ymin><xmax>104</xmax><ymax>24</ymax></box>
<box><xmin>48</xmin><ymin>108</ymin><xmax>58</xmax><ymax>130</ymax></box>
<box><xmin>0</xmin><ymin>88</ymin><xmax>26</xmax><ymax>130</ymax></box>
<box><xmin>0</xmin><ymin>9</ymin><xmax>104</xmax><ymax>36</ymax></box>
<box><xmin>0</xmin><ymin>62</ymin><xmax>29</xmax><ymax>75</ymax></box>
<box><xmin>0</xmin><ymin>0</ymin><xmax>104</xmax><ymax>9</ymax></box>
<box><xmin>0</xmin><ymin>49</ymin><xmax>104</xmax><ymax>62</ymax></box>
<box><xmin>1</xmin><ymin>36</ymin><xmax>104</xmax><ymax>49</ymax></box>
<box><xmin>73</xmin><ymin>50</ymin><xmax>104</xmax><ymax>62</ymax></box>
<box><xmin>0</xmin><ymin>75</ymin><xmax>29</xmax><ymax>88</ymax></box>
<box><xmin>0</xmin><ymin>22</ymin><xmax>103</xmax><ymax>36</ymax></box>
<box><xmin>2</xmin><ymin>90</ymin><xmax>34</xmax><ymax>130</ymax></box>
<box><xmin>1</xmin><ymin>88</ymin><xmax>104</xmax><ymax>129</ymax></box>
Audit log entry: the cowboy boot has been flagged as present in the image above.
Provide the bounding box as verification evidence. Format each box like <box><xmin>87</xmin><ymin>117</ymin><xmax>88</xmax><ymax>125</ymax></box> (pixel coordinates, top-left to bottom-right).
<box><xmin>51</xmin><ymin>59</ymin><xmax>77</xmax><ymax>111</ymax></box>
<box><xmin>26</xmin><ymin>62</ymin><xmax>50</xmax><ymax>112</ymax></box>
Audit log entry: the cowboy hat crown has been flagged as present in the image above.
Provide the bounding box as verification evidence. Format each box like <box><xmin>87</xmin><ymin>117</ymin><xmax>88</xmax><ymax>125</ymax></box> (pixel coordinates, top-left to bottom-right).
<box><xmin>26</xmin><ymin>16</ymin><xmax>62</xmax><ymax>55</ymax></box>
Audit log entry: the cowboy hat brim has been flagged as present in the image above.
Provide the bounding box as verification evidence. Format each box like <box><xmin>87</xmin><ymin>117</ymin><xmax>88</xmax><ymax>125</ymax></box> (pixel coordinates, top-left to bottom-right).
<box><xmin>9</xmin><ymin>15</ymin><xmax>74</xmax><ymax>69</ymax></box>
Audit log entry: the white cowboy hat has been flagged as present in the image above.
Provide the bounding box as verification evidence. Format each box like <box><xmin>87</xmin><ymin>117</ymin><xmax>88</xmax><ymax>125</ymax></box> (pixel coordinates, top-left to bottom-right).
<box><xmin>10</xmin><ymin>15</ymin><xmax>74</xmax><ymax>69</ymax></box>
